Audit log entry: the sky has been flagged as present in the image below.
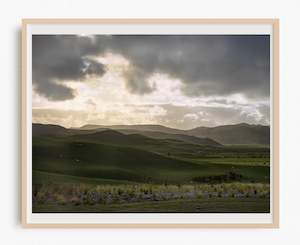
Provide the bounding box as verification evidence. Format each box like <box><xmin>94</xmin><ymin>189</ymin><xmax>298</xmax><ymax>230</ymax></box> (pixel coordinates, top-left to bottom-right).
<box><xmin>32</xmin><ymin>35</ymin><xmax>270</xmax><ymax>129</ymax></box>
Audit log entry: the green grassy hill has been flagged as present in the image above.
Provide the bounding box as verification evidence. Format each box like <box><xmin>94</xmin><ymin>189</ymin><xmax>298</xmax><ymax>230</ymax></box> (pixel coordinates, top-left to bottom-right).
<box><xmin>114</xmin><ymin>129</ymin><xmax>222</xmax><ymax>147</ymax></box>
<box><xmin>70</xmin><ymin>129</ymin><xmax>162</xmax><ymax>146</ymax></box>
<box><xmin>33</xmin><ymin>136</ymin><xmax>202</xmax><ymax>184</ymax></box>
<box><xmin>68</xmin><ymin>129</ymin><xmax>222</xmax><ymax>158</ymax></box>
<box><xmin>32</xmin><ymin>123</ymin><xmax>270</xmax><ymax>213</ymax></box>
<box><xmin>32</xmin><ymin>135</ymin><xmax>269</xmax><ymax>185</ymax></box>
<box><xmin>32</xmin><ymin>123</ymin><xmax>270</xmax><ymax>186</ymax></box>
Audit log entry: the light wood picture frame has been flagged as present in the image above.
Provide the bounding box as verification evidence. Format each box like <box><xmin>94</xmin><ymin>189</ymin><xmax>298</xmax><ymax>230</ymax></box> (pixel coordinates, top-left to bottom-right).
<box><xmin>22</xmin><ymin>19</ymin><xmax>279</xmax><ymax>228</ymax></box>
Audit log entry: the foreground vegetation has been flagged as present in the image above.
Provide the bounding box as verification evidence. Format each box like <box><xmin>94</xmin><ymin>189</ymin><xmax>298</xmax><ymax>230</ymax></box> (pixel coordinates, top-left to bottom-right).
<box><xmin>32</xmin><ymin>182</ymin><xmax>270</xmax><ymax>213</ymax></box>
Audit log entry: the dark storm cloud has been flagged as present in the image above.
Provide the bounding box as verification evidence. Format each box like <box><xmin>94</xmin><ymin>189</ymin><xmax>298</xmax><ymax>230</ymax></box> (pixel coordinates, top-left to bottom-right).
<box><xmin>33</xmin><ymin>35</ymin><xmax>270</xmax><ymax>100</ymax></box>
<box><xmin>123</xmin><ymin>66</ymin><xmax>156</xmax><ymax>94</ymax></box>
<box><xmin>32</xmin><ymin>35</ymin><xmax>107</xmax><ymax>100</ymax></box>
<box><xmin>107</xmin><ymin>35</ymin><xmax>270</xmax><ymax>98</ymax></box>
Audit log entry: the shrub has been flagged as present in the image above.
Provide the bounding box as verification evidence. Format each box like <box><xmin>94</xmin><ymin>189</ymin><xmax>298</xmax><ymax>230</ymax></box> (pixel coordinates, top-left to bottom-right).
<box><xmin>55</xmin><ymin>194</ymin><xmax>67</xmax><ymax>205</ymax></box>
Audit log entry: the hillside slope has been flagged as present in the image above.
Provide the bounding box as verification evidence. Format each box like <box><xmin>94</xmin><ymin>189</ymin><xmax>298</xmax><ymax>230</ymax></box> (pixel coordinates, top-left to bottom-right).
<box><xmin>32</xmin><ymin>136</ymin><xmax>269</xmax><ymax>184</ymax></box>
<box><xmin>35</xmin><ymin>122</ymin><xmax>270</xmax><ymax>146</ymax></box>
<box><xmin>80</xmin><ymin>124</ymin><xmax>183</xmax><ymax>134</ymax></box>
<box><xmin>187</xmin><ymin>123</ymin><xmax>270</xmax><ymax>145</ymax></box>
<box><xmin>32</xmin><ymin>137</ymin><xmax>205</xmax><ymax>183</ymax></box>
<box><xmin>69</xmin><ymin>129</ymin><xmax>218</xmax><ymax>158</ymax></box>
<box><xmin>79</xmin><ymin>123</ymin><xmax>270</xmax><ymax>145</ymax></box>
<box><xmin>117</xmin><ymin>129</ymin><xmax>222</xmax><ymax>146</ymax></box>
<box><xmin>33</xmin><ymin>123</ymin><xmax>98</xmax><ymax>137</ymax></box>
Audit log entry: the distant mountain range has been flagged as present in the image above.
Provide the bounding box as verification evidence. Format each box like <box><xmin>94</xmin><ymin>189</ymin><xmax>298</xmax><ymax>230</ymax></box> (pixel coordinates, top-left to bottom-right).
<box><xmin>32</xmin><ymin>123</ymin><xmax>222</xmax><ymax>158</ymax></box>
<box><xmin>80</xmin><ymin>124</ymin><xmax>182</xmax><ymax>134</ymax></box>
<box><xmin>33</xmin><ymin>122</ymin><xmax>269</xmax><ymax>145</ymax></box>
<box><xmin>78</xmin><ymin>123</ymin><xmax>270</xmax><ymax>145</ymax></box>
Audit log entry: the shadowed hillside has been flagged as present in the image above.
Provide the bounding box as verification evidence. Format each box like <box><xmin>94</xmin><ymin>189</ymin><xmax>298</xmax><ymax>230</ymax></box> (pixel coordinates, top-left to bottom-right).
<box><xmin>32</xmin><ymin>136</ymin><xmax>269</xmax><ymax>184</ymax></box>
<box><xmin>33</xmin><ymin>137</ymin><xmax>207</xmax><ymax>184</ymax></box>
<box><xmin>80</xmin><ymin>124</ymin><xmax>182</xmax><ymax>134</ymax></box>
<box><xmin>68</xmin><ymin>129</ymin><xmax>221</xmax><ymax>158</ymax></box>
<box><xmin>114</xmin><ymin>129</ymin><xmax>222</xmax><ymax>147</ymax></box>
<box><xmin>186</xmin><ymin>123</ymin><xmax>270</xmax><ymax>145</ymax></box>
<box><xmin>33</xmin><ymin>123</ymin><xmax>72</xmax><ymax>136</ymax></box>
<box><xmin>33</xmin><ymin>123</ymin><xmax>98</xmax><ymax>137</ymax></box>
<box><xmin>78</xmin><ymin>123</ymin><xmax>270</xmax><ymax>145</ymax></box>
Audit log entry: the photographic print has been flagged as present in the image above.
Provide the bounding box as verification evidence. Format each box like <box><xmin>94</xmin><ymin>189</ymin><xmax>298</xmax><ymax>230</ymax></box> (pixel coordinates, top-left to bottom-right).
<box><xmin>22</xmin><ymin>19</ymin><xmax>279</xmax><ymax>227</ymax></box>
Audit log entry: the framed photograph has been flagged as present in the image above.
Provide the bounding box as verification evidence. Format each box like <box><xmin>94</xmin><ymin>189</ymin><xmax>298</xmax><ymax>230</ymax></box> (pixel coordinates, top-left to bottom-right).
<box><xmin>22</xmin><ymin>19</ymin><xmax>279</xmax><ymax>228</ymax></box>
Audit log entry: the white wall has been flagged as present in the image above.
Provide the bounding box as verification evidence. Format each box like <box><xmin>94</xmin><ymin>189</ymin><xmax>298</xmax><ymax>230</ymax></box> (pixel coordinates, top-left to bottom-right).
<box><xmin>0</xmin><ymin>0</ymin><xmax>299</xmax><ymax>244</ymax></box>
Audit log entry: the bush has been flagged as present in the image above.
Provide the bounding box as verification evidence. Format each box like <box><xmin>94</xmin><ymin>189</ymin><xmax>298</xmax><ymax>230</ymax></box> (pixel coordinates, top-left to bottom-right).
<box><xmin>55</xmin><ymin>194</ymin><xmax>67</xmax><ymax>205</ymax></box>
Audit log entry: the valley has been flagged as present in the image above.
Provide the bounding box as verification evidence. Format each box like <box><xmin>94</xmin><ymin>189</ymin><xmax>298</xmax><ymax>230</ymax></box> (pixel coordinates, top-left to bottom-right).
<box><xmin>32</xmin><ymin>123</ymin><xmax>270</xmax><ymax>213</ymax></box>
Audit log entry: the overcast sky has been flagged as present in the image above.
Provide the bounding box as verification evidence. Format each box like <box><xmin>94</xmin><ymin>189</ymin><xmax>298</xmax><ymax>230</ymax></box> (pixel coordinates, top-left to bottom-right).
<box><xmin>32</xmin><ymin>35</ymin><xmax>270</xmax><ymax>129</ymax></box>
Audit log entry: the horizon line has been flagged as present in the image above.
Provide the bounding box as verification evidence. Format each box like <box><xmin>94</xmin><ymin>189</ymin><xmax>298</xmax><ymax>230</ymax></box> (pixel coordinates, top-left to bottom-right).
<box><xmin>32</xmin><ymin>121</ymin><xmax>271</xmax><ymax>131</ymax></box>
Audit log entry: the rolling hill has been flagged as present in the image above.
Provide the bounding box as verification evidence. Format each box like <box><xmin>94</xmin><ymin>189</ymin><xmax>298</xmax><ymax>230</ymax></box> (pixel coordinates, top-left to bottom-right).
<box><xmin>32</xmin><ymin>136</ymin><xmax>269</xmax><ymax>184</ymax></box>
<box><xmin>68</xmin><ymin>129</ymin><xmax>220</xmax><ymax>158</ymax></box>
<box><xmin>33</xmin><ymin>123</ymin><xmax>97</xmax><ymax>137</ymax></box>
<box><xmin>186</xmin><ymin>123</ymin><xmax>270</xmax><ymax>145</ymax></box>
<box><xmin>33</xmin><ymin>123</ymin><xmax>72</xmax><ymax>136</ymax></box>
<box><xmin>115</xmin><ymin>129</ymin><xmax>222</xmax><ymax>147</ymax></box>
<box><xmin>34</xmin><ymin>123</ymin><xmax>270</xmax><ymax>146</ymax></box>
<box><xmin>32</xmin><ymin>137</ymin><xmax>205</xmax><ymax>184</ymax></box>
<box><xmin>70</xmin><ymin>129</ymin><xmax>161</xmax><ymax>146</ymax></box>
<box><xmin>33</xmin><ymin>123</ymin><xmax>222</xmax><ymax>147</ymax></box>
<box><xmin>79</xmin><ymin>123</ymin><xmax>270</xmax><ymax>145</ymax></box>
<box><xmin>79</xmin><ymin>124</ymin><xmax>183</xmax><ymax>134</ymax></box>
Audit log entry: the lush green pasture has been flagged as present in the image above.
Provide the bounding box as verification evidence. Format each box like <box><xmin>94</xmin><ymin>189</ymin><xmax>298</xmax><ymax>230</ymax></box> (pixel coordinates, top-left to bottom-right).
<box><xmin>32</xmin><ymin>132</ymin><xmax>270</xmax><ymax>213</ymax></box>
<box><xmin>33</xmin><ymin>170</ymin><xmax>136</xmax><ymax>185</ymax></box>
<box><xmin>184</xmin><ymin>157</ymin><xmax>270</xmax><ymax>166</ymax></box>
<box><xmin>33</xmin><ymin>137</ymin><xmax>270</xmax><ymax>184</ymax></box>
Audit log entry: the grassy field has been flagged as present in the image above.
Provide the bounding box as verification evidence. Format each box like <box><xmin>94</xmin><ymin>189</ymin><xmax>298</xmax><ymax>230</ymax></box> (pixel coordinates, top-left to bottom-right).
<box><xmin>184</xmin><ymin>157</ymin><xmax>270</xmax><ymax>166</ymax></box>
<box><xmin>33</xmin><ymin>136</ymin><xmax>270</xmax><ymax>184</ymax></box>
<box><xmin>33</xmin><ymin>197</ymin><xmax>270</xmax><ymax>213</ymax></box>
<box><xmin>32</xmin><ymin>127</ymin><xmax>270</xmax><ymax>213</ymax></box>
<box><xmin>33</xmin><ymin>170</ymin><xmax>136</xmax><ymax>185</ymax></box>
